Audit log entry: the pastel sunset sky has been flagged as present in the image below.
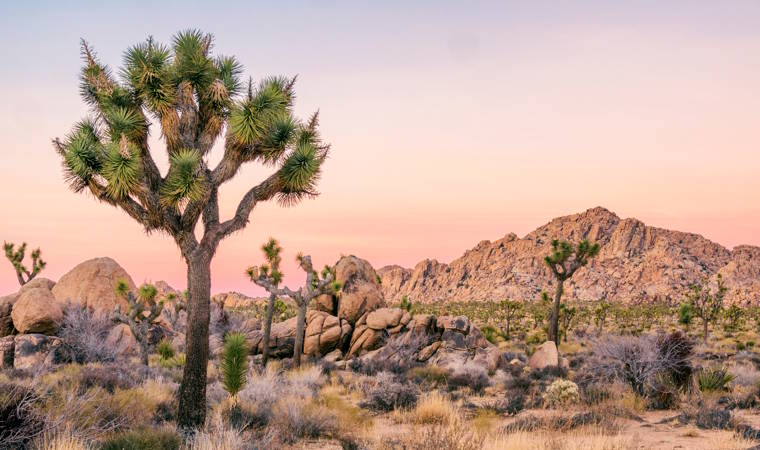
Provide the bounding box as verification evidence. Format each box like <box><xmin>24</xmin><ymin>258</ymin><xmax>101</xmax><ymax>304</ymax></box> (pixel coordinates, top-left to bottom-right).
<box><xmin>1</xmin><ymin>1</ymin><xmax>759</xmax><ymax>296</ymax></box>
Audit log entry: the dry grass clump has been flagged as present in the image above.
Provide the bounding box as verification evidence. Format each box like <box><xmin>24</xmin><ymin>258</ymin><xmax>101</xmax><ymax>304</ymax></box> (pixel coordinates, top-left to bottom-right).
<box><xmin>482</xmin><ymin>428</ymin><xmax>636</xmax><ymax>450</ymax></box>
<box><xmin>185</xmin><ymin>426</ymin><xmax>245</xmax><ymax>450</ymax></box>
<box><xmin>271</xmin><ymin>396</ymin><xmax>339</xmax><ymax>444</ymax></box>
<box><xmin>31</xmin><ymin>431</ymin><xmax>92</xmax><ymax>450</ymax></box>
<box><xmin>411</xmin><ymin>391</ymin><xmax>458</xmax><ymax>425</ymax></box>
<box><xmin>376</xmin><ymin>419</ymin><xmax>484</xmax><ymax>450</ymax></box>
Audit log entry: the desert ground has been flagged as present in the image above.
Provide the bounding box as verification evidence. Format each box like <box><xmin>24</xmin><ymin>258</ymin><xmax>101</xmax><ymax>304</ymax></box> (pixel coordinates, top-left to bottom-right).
<box><xmin>2</xmin><ymin>253</ymin><xmax>760</xmax><ymax>450</ymax></box>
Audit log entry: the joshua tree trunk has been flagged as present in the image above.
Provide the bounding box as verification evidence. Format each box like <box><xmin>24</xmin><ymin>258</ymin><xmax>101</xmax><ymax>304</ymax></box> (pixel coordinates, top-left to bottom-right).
<box><xmin>293</xmin><ymin>300</ymin><xmax>308</xmax><ymax>368</ymax></box>
<box><xmin>177</xmin><ymin>254</ymin><xmax>212</xmax><ymax>429</ymax></box>
<box><xmin>703</xmin><ymin>317</ymin><xmax>709</xmax><ymax>344</ymax></box>
<box><xmin>548</xmin><ymin>280</ymin><xmax>563</xmax><ymax>343</ymax></box>
<box><xmin>261</xmin><ymin>293</ymin><xmax>276</xmax><ymax>365</ymax></box>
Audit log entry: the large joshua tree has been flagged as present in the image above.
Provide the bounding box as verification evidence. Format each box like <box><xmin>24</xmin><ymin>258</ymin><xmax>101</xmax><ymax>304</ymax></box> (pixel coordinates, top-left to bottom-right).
<box><xmin>53</xmin><ymin>30</ymin><xmax>328</xmax><ymax>428</ymax></box>
<box><xmin>247</xmin><ymin>241</ymin><xmax>341</xmax><ymax>368</ymax></box>
<box><xmin>544</xmin><ymin>239</ymin><xmax>600</xmax><ymax>343</ymax></box>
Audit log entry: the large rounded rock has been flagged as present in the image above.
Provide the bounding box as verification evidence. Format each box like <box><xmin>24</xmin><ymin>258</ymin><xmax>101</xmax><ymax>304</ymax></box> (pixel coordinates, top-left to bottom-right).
<box><xmin>1</xmin><ymin>279</ymin><xmax>58</xmax><ymax>337</ymax></box>
<box><xmin>11</xmin><ymin>287</ymin><xmax>62</xmax><ymax>334</ymax></box>
<box><xmin>366</xmin><ymin>307</ymin><xmax>404</xmax><ymax>330</ymax></box>
<box><xmin>52</xmin><ymin>257</ymin><xmax>135</xmax><ymax>312</ymax></box>
<box><xmin>335</xmin><ymin>256</ymin><xmax>385</xmax><ymax>324</ymax></box>
<box><xmin>304</xmin><ymin>310</ymin><xmax>352</xmax><ymax>356</ymax></box>
<box><xmin>529</xmin><ymin>341</ymin><xmax>559</xmax><ymax>369</ymax></box>
<box><xmin>105</xmin><ymin>323</ymin><xmax>140</xmax><ymax>356</ymax></box>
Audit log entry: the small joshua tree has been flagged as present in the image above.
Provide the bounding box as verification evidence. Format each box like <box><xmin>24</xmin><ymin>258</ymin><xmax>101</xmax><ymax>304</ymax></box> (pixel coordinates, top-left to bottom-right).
<box><xmin>544</xmin><ymin>239</ymin><xmax>600</xmax><ymax>343</ymax></box>
<box><xmin>256</xmin><ymin>238</ymin><xmax>282</xmax><ymax>366</ymax></box>
<box><xmin>687</xmin><ymin>274</ymin><xmax>727</xmax><ymax>344</ymax></box>
<box><xmin>723</xmin><ymin>304</ymin><xmax>744</xmax><ymax>333</ymax></box>
<box><xmin>499</xmin><ymin>299</ymin><xmax>522</xmax><ymax>341</ymax></box>
<box><xmin>247</xmin><ymin>241</ymin><xmax>341</xmax><ymax>368</ymax></box>
<box><xmin>112</xmin><ymin>279</ymin><xmax>164</xmax><ymax>365</ymax></box>
<box><xmin>529</xmin><ymin>291</ymin><xmax>551</xmax><ymax>330</ymax></box>
<box><xmin>558</xmin><ymin>303</ymin><xmax>577</xmax><ymax>342</ymax></box>
<box><xmin>3</xmin><ymin>242</ymin><xmax>46</xmax><ymax>286</ymax></box>
<box><xmin>594</xmin><ymin>298</ymin><xmax>611</xmax><ymax>334</ymax></box>
<box><xmin>220</xmin><ymin>332</ymin><xmax>248</xmax><ymax>400</ymax></box>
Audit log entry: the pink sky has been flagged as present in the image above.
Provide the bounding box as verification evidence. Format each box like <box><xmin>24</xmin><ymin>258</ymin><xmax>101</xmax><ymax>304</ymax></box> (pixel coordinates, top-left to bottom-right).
<box><xmin>1</xmin><ymin>2</ymin><xmax>759</xmax><ymax>296</ymax></box>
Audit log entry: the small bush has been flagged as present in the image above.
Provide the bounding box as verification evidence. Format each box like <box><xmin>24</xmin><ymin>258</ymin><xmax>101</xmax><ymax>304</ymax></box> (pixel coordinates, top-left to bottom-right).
<box><xmin>156</xmin><ymin>339</ymin><xmax>175</xmax><ymax>361</ymax></box>
<box><xmin>361</xmin><ymin>372</ymin><xmax>418</xmax><ymax>412</ymax></box>
<box><xmin>273</xmin><ymin>398</ymin><xmax>338</xmax><ymax>444</ymax></box>
<box><xmin>0</xmin><ymin>382</ymin><xmax>43</xmax><ymax>448</ymax></box>
<box><xmin>679</xmin><ymin>406</ymin><xmax>732</xmax><ymax>430</ymax></box>
<box><xmin>77</xmin><ymin>365</ymin><xmax>138</xmax><ymax>394</ymax></box>
<box><xmin>408</xmin><ymin>365</ymin><xmax>449</xmax><ymax>386</ymax></box>
<box><xmin>447</xmin><ymin>364</ymin><xmax>490</xmax><ymax>394</ymax></box>
<box><xmin>58</xmin><ymin>305</ymin><xmax>117</xmax><ymax>364</ymax></box>
<box><xmin>698</xmin><ymin>368</ymin><xmax>734</xmax><ymax>392</ymax></box>
<box><xmin>543</xmin><ymin>379</ymin><xmax>579</xmax><ymax>408</ymax></box>
<box><xmin>157</xmin><ymin>353</ymin><xmax>185</xmax><ymax>369</ymax></box>
<box><xmin>98</xmin><ymin>427</ymin><xmax>182</xmax><ymax>450</ymax></box>
<box><xmin>481</xmin><ymin>326</ymin><xmax>501</xmax><ymax>345</ymax></box>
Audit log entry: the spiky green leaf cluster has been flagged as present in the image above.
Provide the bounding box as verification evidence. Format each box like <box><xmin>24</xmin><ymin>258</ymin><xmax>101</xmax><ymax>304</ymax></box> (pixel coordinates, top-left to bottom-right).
<box><xmin>161</xmin><ymin>149</ymin><xmax>207</xmax><ymax>207</ymax></box>
<box><xmin>101</xmin><ymin>140</ymin><xmax>141</xmax><ymax>199</ymax></box>
<box><xmin>261</xmin><ymin>238</ymin><xmax>283</xmax><ymax>285</ymax></box>
<box><xmin>229</xmin><ymin>77</ymin><xmax>294</xmax><ymax>149</ymax></box>
<box><xmin>122</xmin><ymin>38</ymin><xmax>174</xmax><ymax>113</ymax></box>
<box><xmin>138</xmin><ymin>283</ymin><xmax>158</xmax><ymax>302</ymax></box>
<box><xmin>220</xmin><ymin>332</ymin><xmax>249</xmax><ymax>398</ymax></box>
<box><xmin>62</xmin><ymin>120</ymin><xmax>103</xmax><ymax>192</ymax></box>
<box><xmin>278</xmin><ymin>142</ymin><xmax>323</xmax><ymax>205</ymax></box>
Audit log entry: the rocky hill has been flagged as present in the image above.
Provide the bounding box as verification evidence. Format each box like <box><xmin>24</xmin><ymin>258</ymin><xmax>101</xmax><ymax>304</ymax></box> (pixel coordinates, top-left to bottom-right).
<box><xmin>378</xmin><ymin>207</ymin><xmax>760</xmax><ymax>305</ymax></box>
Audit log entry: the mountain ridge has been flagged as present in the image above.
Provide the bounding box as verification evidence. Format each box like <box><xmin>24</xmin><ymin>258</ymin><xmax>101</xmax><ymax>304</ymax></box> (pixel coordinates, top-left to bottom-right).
<box><xmin>378</xmin><ymin>207</ymin><xmax>760</xmax><ymax>305</ymax></box>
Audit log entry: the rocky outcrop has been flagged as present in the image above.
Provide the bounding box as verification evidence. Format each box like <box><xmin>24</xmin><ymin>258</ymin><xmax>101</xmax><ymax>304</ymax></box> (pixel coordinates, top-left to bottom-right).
<box><xmin>529</xmin><ymin>341</ymin><xmax>559</xmax><ymax>369</ymax></box>
<box><xmin>13</xmin><ymin>334</ymin><xmax>63</xmax><ymax>370</ymax></box>
<box><xmin>52</xmin><ymin>257</ymin><xmax>135</xmax><ymax>312</ymax></box>
<box><xmin>304</xmin><ymin>311</ymin><xmax>352</xmax><ymax>356</ymax></box>
<box><xmin>0</xmin><ymin>336</ymin><xmax>14</xmax><ymax>368</ymax></box>
<box><xmin>11</xmin><ymin>286</ymin><xmax>62</xmax><ymax>334</ymax></box>
<box><xmin>213</xmin><ymin>291</ymin><xmax>268</xmax><ymax>309</ymax></box>
<box><xmin>379</xmin><ymin>207</ymin><xmax>760</xmax><ymax>305</ymax></box>
<box><xmin>105</xmin><ymin>323</ymin><xmax>140</xmax><ymax>356</ymax></box>
<box><xmin>0</xmin><ymin>293</ymin><xmax>17</xmax><ymax>337</ymax></box>
<box><xmin>249</xmin><ymin>317</ymin><xmax>298</xmax><ymax>358</ymax></box>
<box><xmin>335</xmin><ymin>256</ymin><xmax>386</xmax><ymax>324</ymax></box>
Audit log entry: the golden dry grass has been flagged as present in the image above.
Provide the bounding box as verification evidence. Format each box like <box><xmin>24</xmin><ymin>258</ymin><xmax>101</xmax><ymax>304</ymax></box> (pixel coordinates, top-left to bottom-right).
<box><xmin>411</xmin><ymin>391</ymin><xmax>458</xmax><ymax>425</ymax></box>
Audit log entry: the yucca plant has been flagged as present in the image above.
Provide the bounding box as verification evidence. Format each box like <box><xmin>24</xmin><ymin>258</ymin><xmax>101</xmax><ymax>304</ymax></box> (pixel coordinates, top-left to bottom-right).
<box><xmin>3</xmin><ymin>241</ymin><xmax>46</xmax><ymax>286</ymax></box>
<box><xmin>112</xmin><ymin>279</ymin><xmax>164</xmax><ymax>366</ymax></box>
<box><xmin>697</xmin><ymin>367</ymin><xmax>734</xmax><ymax>392</ymax></box>
<box><xmin>53</xmin><ymin>30</ymin><xmax>329</xmax><ymax>428</ymax></box>
<box><xmin>247</xmin><ymin>240</ymin><xmax>341</xmax><ymax>368</ymax></box>
<box><xmin>220</xmin><ymin>332</ymin><xmax>249</xmax><ymax>399</ymax></box>
<box><xmin>544</xmin><ymin>239</ymin><xmax>600</xmax><ymax>343</ymax></box>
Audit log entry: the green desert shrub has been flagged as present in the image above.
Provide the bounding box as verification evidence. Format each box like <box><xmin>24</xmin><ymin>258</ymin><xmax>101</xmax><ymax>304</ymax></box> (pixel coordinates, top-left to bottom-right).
<box><xmin>98</xmin><ymin>427</ymin><xmax>182</xmax><ymax>450</ymax></box>
<box><xmin>697</xmin><ymin>367</ymin><xmax>734</xmax><ymax>392</ymax></box>
<box><xmin>156</xmin><ymin>339</ymin><xmax>175</xmax><ymax>361</ymax></box>
<box><xmin>220</xmin><ymin>332</ymin><xmax>249</xmax><ymax>398</ymax></box>
<box><xmin>481</xmin><ymin>325</ymin><xmax>501</xmax><ymax>345</ymax></box>
<box><xmin>543</xmin><ymin>379</ymin><xmax>580</xmax><ymax>408</ymax></box>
